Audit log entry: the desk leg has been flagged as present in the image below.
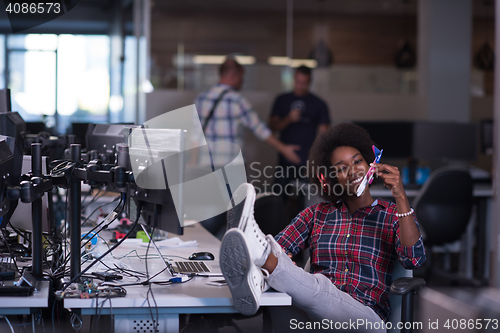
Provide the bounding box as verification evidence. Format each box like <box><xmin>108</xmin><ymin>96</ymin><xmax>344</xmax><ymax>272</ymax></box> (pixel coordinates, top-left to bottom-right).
<box><xmin>461</xmin><ymin>211</ymin><xmax>475</xmax><ymax>279</ymax></box>
<box><xmin>114</xmin><ymin>313</ymin><xmax>179</xmax><ymax>333</ymax></box>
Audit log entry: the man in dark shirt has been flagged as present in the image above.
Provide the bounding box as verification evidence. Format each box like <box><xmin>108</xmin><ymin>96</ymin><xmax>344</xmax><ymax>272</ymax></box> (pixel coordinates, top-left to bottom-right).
<box><xmin>269</xmin><ymin>66</ymin><xmax>330</xmax><ymax>211</ymax></box>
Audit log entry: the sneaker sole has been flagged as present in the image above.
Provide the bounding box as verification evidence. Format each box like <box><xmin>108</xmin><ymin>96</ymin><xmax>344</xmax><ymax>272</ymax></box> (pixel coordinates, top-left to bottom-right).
<box><xmin>226</xmin><ymin>198</ymin><xmax>246</xmax><ymax>230</ymax></box>
<box><xmin>220</xmin><ymin>229</ymin><xmax>259</xmax><ymax>316</ymax></box>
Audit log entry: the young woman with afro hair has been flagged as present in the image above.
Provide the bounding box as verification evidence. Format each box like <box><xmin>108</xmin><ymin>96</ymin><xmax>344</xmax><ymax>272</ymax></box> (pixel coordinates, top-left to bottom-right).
<box><xmin>220</xmin><ymin>123</ymin><xmax>426</xmax><ymax>333</ymax></box>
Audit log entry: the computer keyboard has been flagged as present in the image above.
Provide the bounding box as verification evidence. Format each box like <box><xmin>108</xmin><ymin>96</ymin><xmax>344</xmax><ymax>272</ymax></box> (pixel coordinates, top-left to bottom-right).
<box><xmin>174</xmin><ymin>261</ymin><xmax>210</xmax><ymax>273</ymax></box>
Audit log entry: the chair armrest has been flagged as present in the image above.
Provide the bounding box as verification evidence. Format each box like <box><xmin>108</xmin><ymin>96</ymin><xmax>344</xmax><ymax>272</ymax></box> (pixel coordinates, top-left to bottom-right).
<box><xmin>389</xmin><ymin>277</ymin><xmax>426</xmax><ymax>295</ymax></box>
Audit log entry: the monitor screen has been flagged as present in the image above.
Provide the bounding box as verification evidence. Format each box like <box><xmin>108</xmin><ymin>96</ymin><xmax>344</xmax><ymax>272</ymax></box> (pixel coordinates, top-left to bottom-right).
<box><xmin>0</xmin><ymin>139</ymin><xmax>14</xmax><ymax>219</ymax></box>
<box><xmin>353</xmin><ymin>121</ymin><xmax>414</xmax><ymax>159</ymax></box>
<box><xmin>25</xmin><ymin>122</ymin><xmax>46</xmax><ymax>135</ymax></box>
<box><xmin>71</xmin><ymin>123</ymin><xmax>94</xmax><ymax>150</ymax></box>
<box><xmin>0</xmin><ymin>112</ymin><xmax>25</xmax><ymax>179</ymax></box>
<box><xmin>412</xmin><ymin>122</ymin><xmax>478</xmax><ymax>162</ymax></box>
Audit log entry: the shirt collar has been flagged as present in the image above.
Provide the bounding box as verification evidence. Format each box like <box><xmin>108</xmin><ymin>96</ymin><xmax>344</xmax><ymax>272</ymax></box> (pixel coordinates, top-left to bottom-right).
<box><xmin>333</xmin><ymin>198</ymin><xmax>390</xmax><ymax>210</ymax></box>
<box><xmin>217</xmin><ymin>83</ymin><xmax>233</xmax><ymax>90</ymax></box>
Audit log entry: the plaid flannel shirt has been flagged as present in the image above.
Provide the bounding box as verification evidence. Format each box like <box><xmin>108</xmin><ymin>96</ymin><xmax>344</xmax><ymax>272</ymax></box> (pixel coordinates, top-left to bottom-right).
<box><xmin>195</xmin><ymin>84</ymin><xmax>271</xmax><ymax>167</ymax></box>
<box><xmin>275</xmin><ymin>198</ymin><xmax>426</xmax><ymax>321</ymax></box>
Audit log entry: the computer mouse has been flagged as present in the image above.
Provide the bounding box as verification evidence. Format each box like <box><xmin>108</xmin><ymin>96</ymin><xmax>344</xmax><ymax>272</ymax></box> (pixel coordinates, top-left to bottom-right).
<box><xmin>189</xmin><ymin>252</ymin><xmax>215</xmax><ymax>260</ymax></box>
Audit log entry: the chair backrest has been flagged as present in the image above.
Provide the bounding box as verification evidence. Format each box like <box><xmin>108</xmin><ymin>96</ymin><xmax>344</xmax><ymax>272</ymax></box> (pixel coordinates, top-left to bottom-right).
<box><xmin>412</xmin><ymin>167</ymin><xmax>474</xmax><ymax>246</ymax></box>
<box><xmin>254</xmin><ymin>192</ymin><xmax>287</xmax><ymax>236</ymax></box>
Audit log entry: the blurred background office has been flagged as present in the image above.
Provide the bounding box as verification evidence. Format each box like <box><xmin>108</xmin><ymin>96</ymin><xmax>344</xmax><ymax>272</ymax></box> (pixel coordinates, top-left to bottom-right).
<box><xmin>1</xmin><ymin>0</ymin><xmax>500</xmax><ymax>329</ymax></box>
<box><xmin>0</xmin><ymin>0</ymin><xmax>494</xmax><ymax>179</ymax></box>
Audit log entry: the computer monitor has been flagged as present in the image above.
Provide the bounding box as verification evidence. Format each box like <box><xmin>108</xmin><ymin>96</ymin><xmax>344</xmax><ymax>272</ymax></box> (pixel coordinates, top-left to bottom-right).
<box><xmin>126</xmin><ymin>128</ymin><xmax>186</xmax><ymax>235</ymax></box>
<box><xmin>412</xmin><ymin>122</ymin><xmax>478</xmax><ymax>162</ymax></box>
<box><xmin>86</xmin><ymin>123</ymin><xmax>139</xmax><ymax>163</ymax></box>
<box><xmin>9</xmin><ymin>155</ymin><xmax>50</xmax><ymax>232</ymax></box>
<box><xmin>71</xmin><ymin>123</ymin><xmax>95</xmax><ymax>151</ymax></box>
<box><xmin>87</xmin><ymin>124</ymin><xmax>127</xmax><ymax>153</ymax></box>
<box><xmin>0</xmin><ymin>112</ymin><xmax>25</xmax><ymax>179</ymax></box>
<box><xmin>0</xmin><ymin>138</ymin><xmax>14</xmax><ymax>219</ymax></box>
<box><xmin>0</xmin><ymin>89</ymin><xmax>12</xmax><ymax>113</ymax></box>
<box><xmin>25</xmin><ymin>122</ymin><xmax>46</xmax><ymax>135</ymax></box>
<box><xmin>354</xmin><ymin>120</ymin><xmax>478</xmax><ymax>186</ymax></box>
<box><xmin>353</xmin><ymin>121</ymin><xmax>414</xmax><ymax>159</ymax></box>
<box><xmin>355</xmin><ymin>121</ymin><xmax>478</xmax><ymax>161</ymax></box>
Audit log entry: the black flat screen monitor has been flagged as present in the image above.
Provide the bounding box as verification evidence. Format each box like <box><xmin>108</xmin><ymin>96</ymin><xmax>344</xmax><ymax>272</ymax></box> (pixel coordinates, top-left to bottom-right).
<box><xmin>71</xmin><ymin>123</ymin><xmax>94</xmax><ymax>150</ymax></box>
<box><xmin>0</xmin><ymin>139</ymin><xmax>14</xmax><ymax>219</ymax></box>
<box><xmin>86</xmin><ymin>123</ymin><xmax>139</xmax><ymax>164</ymax></box>
<box><xmin>87</xmin><ymin>124</ymin><xmax>127</xmax><ymax>154</ymax></box>
<box><xmin>87</xmin><ymin>123</ymin><xmax>138</xmax><ymax>153</ymax></box>
<box><xmin>25</xmin><ymin>122</ymin><xmax>46</xmax><ymax>135</ymax></box>
<box><xmin>0</xmin><ymin>112</ymin><xmax>25</xmax><ymax>149</ymax></box>
<box><xmin>0</xmin><ymin>112</ymin><xmax>25</xmax><ymax>179</ymax></box>
<box><xmin>129</xmin><ymin>187</ymin><xmax>183</xmax><ymax>235</ymax></box>
<box><xmin>354</xmin><ymin>121</ymin><xmax>478</xmax><ymax>162</ymax></box>
<box><xmin>412</xmin><ymin>122</ymin><xmax>478</xmax><ymax>162</ymax></box>
<box><xmin>0</xmin><ymin>89</ymin><xmax>12</xmax><ymax>113</ymax></box>
<box><xmin>354</xmin><ymin>121</ymin><xmax>414</xmax><ymax>159</ymax></box>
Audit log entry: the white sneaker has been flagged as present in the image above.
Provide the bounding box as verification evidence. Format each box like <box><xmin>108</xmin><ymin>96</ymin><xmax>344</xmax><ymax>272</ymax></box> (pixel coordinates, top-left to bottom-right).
<box><xmin>226</xmin><ymin>182</ymin><xmax>256</xmax><ymax>230</ymax></box>
<box><xmin>225</xmin><ymin>183</ymin><xmax>271</xmax><ymax>267</ymax></box>
<box><xmin>220</xmin><ymin>228</ymin><xmax>267</xmax><ymax>316</ymax></box>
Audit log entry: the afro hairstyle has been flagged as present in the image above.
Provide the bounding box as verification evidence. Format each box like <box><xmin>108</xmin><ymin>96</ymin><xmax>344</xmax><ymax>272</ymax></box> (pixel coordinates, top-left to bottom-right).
<box><xmin>308</xmin><ymin>122</ymin><xmax>376</xmax><ymax>202</ymax></box>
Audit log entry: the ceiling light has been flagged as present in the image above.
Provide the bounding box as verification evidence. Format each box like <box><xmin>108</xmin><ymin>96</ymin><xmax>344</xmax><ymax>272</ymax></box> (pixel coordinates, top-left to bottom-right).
<box><xmin>192</xmin><ymin>55</ymin><xmax>256</xmax><ymax>65</ymax></box>
<box><xmin>234</xmin><ymin>55</ymin><xmax>256</xmax><ymax>65</ymax></box>
<box><xmin>193</xmin><ymin>55</ymin><xmax>226</xmax><ymax>65</ymax></box>
<box><xmin>267</xmin><ymin>56</ymin><xmax>318</xmax><ymax>68</ymax></box>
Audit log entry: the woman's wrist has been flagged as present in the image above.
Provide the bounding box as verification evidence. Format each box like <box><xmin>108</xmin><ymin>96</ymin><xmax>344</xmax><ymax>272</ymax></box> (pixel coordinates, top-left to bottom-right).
<box><xmin>395</xmin><ymin>195</ymin><xmax>410</xmax><ymax>211</ymax></box>
<box><xmin>393</xmin><ymin>190</ymin><xmax>409</xmax><ymax>203</ymax></box>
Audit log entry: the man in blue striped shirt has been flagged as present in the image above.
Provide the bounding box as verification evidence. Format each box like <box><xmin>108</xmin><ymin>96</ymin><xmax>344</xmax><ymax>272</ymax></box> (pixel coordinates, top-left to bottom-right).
<box><xmin>194</xmin><ymin>58</ymin><xmax>301</xmax><ymax>168</ymax></box>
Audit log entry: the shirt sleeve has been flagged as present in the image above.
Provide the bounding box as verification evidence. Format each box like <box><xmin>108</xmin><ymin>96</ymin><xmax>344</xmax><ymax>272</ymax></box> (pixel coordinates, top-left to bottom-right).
<box><xmin>274</xmin><ymin>205</ymin><xmax>316</xmax><ymax>256</ymax></box>
<box><xmin>393</xmin><ymin>215</ymin><xmax>426</xmax><ymax>269</ymax></box>
<box><xmin>239</xmin><ymin>96</ymin><xmax>271</xmax><ymax>141</ymax></box>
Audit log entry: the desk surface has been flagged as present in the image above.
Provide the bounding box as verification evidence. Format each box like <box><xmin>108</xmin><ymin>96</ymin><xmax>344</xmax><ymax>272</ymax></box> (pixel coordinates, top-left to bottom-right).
<box><xmin>64</xmin><ymin>223</ymin><xmax>291</xmax><ymax>313</ymax></box>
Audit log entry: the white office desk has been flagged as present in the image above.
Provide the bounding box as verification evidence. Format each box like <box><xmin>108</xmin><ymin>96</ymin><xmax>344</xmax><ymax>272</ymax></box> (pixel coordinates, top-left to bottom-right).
<box><xmin>64</xmin><ymin>223</ymin><xmax>291</xmax><ymax>333</ymax></box>
<box><xmin>0</xmin><ymin>281</ymin><xmax>50</xmax><ymax>315</ymax></box>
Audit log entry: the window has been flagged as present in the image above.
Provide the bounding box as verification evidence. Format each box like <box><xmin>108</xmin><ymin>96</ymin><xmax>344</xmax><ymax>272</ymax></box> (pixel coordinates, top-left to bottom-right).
<box><xmin>6</xmin><ymin>34</ymin><xmax>112</xmax><ymax>134</ymax></box>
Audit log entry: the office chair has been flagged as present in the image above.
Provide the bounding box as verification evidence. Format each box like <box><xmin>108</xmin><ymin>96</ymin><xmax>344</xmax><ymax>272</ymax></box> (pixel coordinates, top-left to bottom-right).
<box><xmin>388</xmin><ymin>262</ymin><xmax>426</xmax><ymax>333</ymax></box>
<box><xmin>412</xmin><ymin>167</ymin><xmax>474</xmax><ymax>284</ymax></box>
<box><xmin>254</xmin><ymin>192</ymin><xmax>287</xmax><ymax>237</ymax></box>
